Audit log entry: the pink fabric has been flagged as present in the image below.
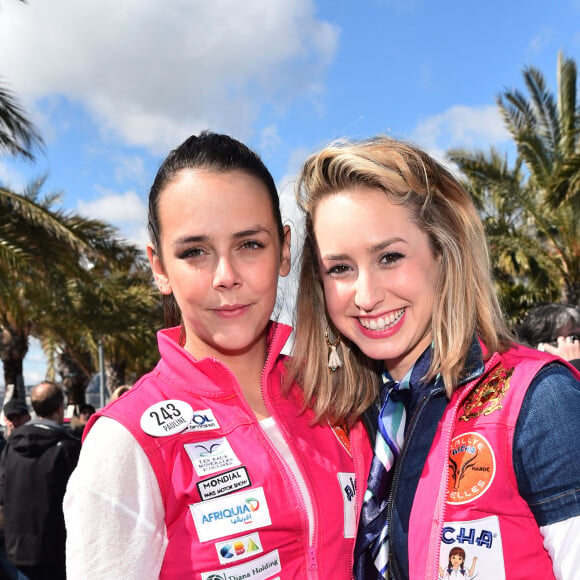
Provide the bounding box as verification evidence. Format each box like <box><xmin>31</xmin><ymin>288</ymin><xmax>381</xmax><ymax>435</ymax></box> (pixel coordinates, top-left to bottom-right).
<box><xmin>86</xmin><ymin>322</ymin><xmax>372</xmax><ymax>579</ymax></box>
<box><xmin>409</xmin><ymin>345</ymin><xmax>575</xmax><ymax>580</ymax></box>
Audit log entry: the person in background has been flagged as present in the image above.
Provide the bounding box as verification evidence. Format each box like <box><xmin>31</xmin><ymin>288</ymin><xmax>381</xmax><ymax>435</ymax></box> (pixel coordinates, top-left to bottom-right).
<box><xmin>0</xmin><ymin>399</ymin><xmax>31</xmax><ymax>580</ymax></box>
<box><xmin>109</xmin><ymin>384</ymin><xmax>131</xmax><ymax>403</ymax></box>
<box><xmin>289</xmin><ymin>135</ymin><xmax>580</xmax><ymax>579</ymax></box>
<box><xmin>69</xmin><ymin>404</ymin><xmax>96</xmax><ymax>439</ymax></box>
<box><xmin>2</xmin><ymin>400</ymin><xmax>31</xmax><ymax>438</ymax></box>
<box><xmin>515</xmin><ymin>303</ymin><xmax>580</xmax><ymax>370</ymax></box>
<box><xmin>64</xmin><ymin>132</ymin><xmax>371</xmax><ymax>579</ymax></box>
<box><xmin>0</xmin><ymin>382</ymin><xmax>80</xmax><ymax>580</ymax></box>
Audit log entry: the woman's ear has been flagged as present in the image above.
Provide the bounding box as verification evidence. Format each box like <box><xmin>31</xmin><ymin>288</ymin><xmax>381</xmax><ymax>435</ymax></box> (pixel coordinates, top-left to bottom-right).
<box><xmin>279</xmin><ymin>225</ymin><xmax>291</xmax><ymax>277</ymax></box>
<box><xmin>147</xmin><ymin>244</ymin><xmax>172</xmax><ymax>295</ymax></box>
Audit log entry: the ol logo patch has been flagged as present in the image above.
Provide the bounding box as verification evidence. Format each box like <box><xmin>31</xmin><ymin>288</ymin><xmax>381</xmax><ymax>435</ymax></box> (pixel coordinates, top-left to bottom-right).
<box><xmin>447</xmin><ymin>432</ymin><xmax>495</xmax><ymax>504</ymax></box>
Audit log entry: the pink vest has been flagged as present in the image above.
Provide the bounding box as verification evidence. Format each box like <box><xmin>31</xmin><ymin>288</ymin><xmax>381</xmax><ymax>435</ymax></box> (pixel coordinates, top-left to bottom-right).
<box><xmin>409</xmin><ymin>345</ymin><xmax>578</xmax><ymax>580</ymax></box>
<box><xmin>87</xmin><ymin>323</ymin><xmax>372</xmax><ymax>579</ymax></box>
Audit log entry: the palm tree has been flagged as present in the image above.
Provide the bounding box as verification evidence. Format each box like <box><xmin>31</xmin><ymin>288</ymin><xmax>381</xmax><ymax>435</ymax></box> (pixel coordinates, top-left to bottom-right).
<box><xmin>40</xmin><ymin>253</ymin><xmax>162</xmax><ymax>404</ymax></box>
<box><xmin>0</xmin><ymin>182</ymin><xmax>84</xmax><ymax>396</ymax></box>
<box><xmin>1</xmin><ymin>0</ymin><xmax>43</xmax><ymax>162</ymax></box>
<box><xmin>447</xmin><ymin>148</ymin><xmax>562</xmax><ymax>323</ymax></box>
<box><xmin>0</xmin><ymin>79</ymin><xmax>43</xmax><ymax>161</ymax></box>
<box><xmin>0</xmin><ymin>180</ymin><xmax>144</xmax><ymax>397</ymax></box>
<box><xmin>449</xmin><ymin>51</ymin><xmax>580</xmax><ymax>320</ymax></box>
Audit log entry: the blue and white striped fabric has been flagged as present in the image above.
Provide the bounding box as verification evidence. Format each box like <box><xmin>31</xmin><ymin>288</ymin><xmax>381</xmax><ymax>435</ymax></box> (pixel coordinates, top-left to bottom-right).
<box><xmin>354</xmin><ymin>367</ymin><xmax>412</xmax><ymax>578</ymax></box>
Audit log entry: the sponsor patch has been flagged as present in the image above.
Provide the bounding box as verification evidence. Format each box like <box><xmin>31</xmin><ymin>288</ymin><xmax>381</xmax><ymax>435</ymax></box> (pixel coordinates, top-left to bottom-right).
<box><xmin>185</xmin><ymin>437</ymin><xmax>242</xmax><ymax>477</ymax></box>
<box><xmin>447</xmin><ymin>432</ymin><xmax>495</xmax><ymax>504</ymax></box>
<box><xmin>440</xmin><ymin>516</ymin><xmax>505</xmax><ymax>579</ymax></box>
<box><xmin>190</xmin><ymin>487</ymin><xmax>272</xmax><ymax>542</ymax></box>
<box><xmin>215</xmin><ymin>532</ymin><xmax>263</xmax><ymax>565</ymax></box>
<box><xmin>201</xmin><ymin>549</ymin><xmax>281</xmax><ymax>580</ymax></box>
<box><xmin>331</xmin><ymin>423</ymin><xmax>352</xmax><ymax>456</ymax></box>
<box><xmin>186</xmin><ymin>409</ymin><xmax>220</xmax><ymax>432</ymax></box>
<box><xmin>140</xmin><ymin>400</ymin><xmax>194</xmax><ymax>437</ymax></box>
<box><xmin>337</xmin><ymin>472</ymin><xmax>356</xmax><ymax>538</ymax></box>
<box><xmin>460</xmin><ymin>364</ymin><xmax>513</xmax><ymax>421</ymax></box>
<box><xmin>197</xmin><ymin>467</ymin><xmax>252</xmax><ymax>500</ymax></box>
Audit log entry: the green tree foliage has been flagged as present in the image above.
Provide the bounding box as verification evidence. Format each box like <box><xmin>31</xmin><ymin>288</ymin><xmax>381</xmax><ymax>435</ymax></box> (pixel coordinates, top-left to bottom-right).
<box><xmin>0</xmin><ymin>79</ymin><xmax>43</xmax><ymax>161</ymax></box>
<box><xmin>0</xmin><ymin>182</ymin><xmax>161</xmax><ymax>403</ymax></box>
<box><xmin>0</xmin><ymin>0</ymin><xmax>160</xmax><ymax>404</ymax></box>
<box><xmin>449</xmin><ymin>52</ymin><xmax>580</xmax><ymax>323</ymax></box>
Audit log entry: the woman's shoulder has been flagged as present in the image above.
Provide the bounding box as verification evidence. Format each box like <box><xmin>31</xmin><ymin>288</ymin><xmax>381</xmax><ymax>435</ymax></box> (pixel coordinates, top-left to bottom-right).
<box><xmin>527</xmin><ymin>360</ymin><xmax>580</xmax><ymax>399</ymax></box>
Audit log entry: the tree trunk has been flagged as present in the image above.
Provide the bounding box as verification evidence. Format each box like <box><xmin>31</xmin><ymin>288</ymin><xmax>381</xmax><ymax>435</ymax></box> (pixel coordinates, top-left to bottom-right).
<box><xmin>56</xmin><ymin>350</ymin><xmax>90</xmax><ymax>406</ymax></box>
<box><xmin>105</xmin><ymin>359</ymin><xmax>126</xmax><ymax>393</ymax></box>
<box><xmin>0</xmin><ymin>325</ymin><xmax>29</xmax><ymax>400</ymax></box>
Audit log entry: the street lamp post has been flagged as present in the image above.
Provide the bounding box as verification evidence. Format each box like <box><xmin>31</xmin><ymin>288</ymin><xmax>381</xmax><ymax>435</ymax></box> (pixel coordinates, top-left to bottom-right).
<box><xmin>98</xmin><ymin>338</ymin><xmax>106</xmax><ymax>409</ymax></box>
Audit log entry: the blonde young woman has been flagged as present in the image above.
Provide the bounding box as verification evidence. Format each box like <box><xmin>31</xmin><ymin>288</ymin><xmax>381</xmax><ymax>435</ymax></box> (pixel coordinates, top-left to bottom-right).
<box><xmin>288</xmin><ymin>136</ymin><xmax>580</xmax><ymax>580</ymax></box>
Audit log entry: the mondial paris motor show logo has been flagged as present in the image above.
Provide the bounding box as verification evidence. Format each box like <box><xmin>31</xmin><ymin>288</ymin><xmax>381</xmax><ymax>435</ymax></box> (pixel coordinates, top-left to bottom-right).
<box><xmin>447</xmin><ymin>432</ymin><xmax>495</xmax><ymax>504</ymax></box>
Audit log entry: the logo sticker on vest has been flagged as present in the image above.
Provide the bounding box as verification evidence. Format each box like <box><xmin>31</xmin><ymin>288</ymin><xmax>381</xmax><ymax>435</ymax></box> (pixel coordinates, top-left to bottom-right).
<box><xmin>331</xmin><ymin>423</ymin><xmax>352</xmax><ymax>456</ymax></box>
<box><xmin>460</xmin><ymin>364</ymin><xmax>514</xmax><ymax>421</ymax></box>
<box><xmin>439</xmin><ymin>515</ymin><xmax>505</xmax><ymax>579</ymax></box>
<box><xmin>185</xmin><ymin>437</ymin><xmax>242</xmax><ymax>477</ymax></box>
<box><xmin>186</xmin><ymin>409</ymin><xmax>220</xmax><ymax>432</ymax></box>
<box><xmin>338</xmin><ymin>472</ymin><xmax>357</xmax><ymax>538</ymax></box>
<box><xmin>447</xmin><ymin>432</ymin><xmax>495</xmax><ymax>504</ymax></box>
<box><xmin>197</xmin><ymin>466</ymin><xmax>252</xmax><ymax>500</ymax></box>
<box><xmin>214</xmin><ymin>532</ymin><xmax>263</xmax><ymax>565</ymax></box>
<box><xmin>140</xmin><ymin>400</ymin><xmax>194</xmax><ymax>437</ymax></box>
<box><xmin>201</xmin><ymin>549</ymin><xmax>281</xmax><ymax>580</ymax></box>
<box><xmin>190</xmin><ymin>487</ymin><xmax>272</xmax><ymax>542</ymax></box>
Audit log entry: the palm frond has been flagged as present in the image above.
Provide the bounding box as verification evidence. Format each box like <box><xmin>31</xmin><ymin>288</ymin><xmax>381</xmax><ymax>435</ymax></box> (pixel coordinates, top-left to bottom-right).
<box><xmin>557</xmin><ymin>52</ymin><xmax>578</xmax><ymax>157</ymax></box>
<box><xmin>522</xmin><ymin>66</ymin><xmax>560</xmax><ymax>155</ymax></box>
<box><xmin>0</xmin><ymin>79</ymin><xmax>44</xmax><ymax>161</ymax></box>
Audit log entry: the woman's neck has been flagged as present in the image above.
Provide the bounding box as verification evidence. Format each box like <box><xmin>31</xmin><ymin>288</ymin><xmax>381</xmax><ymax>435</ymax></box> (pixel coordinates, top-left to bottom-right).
<box><xmin>226</xmin><ymin>344</ymin><xmax>270</xmax><ymax>419</ymax></box>
<box><xmin>186</xmin><ymin>334</ymin><xmax>271</xmax><ymax>419</ymax></box>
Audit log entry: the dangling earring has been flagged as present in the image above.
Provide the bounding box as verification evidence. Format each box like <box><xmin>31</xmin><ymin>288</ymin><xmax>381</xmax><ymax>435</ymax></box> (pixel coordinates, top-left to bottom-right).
<box><xmin>325</xmin><ymin>331</ymin><xmax>342</xmax><ymax>371</ymax></box>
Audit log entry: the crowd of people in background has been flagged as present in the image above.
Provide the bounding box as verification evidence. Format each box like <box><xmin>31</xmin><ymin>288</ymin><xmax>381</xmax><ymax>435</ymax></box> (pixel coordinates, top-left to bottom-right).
<box><xmin>0</xmin><ymin>383</ymin><xmax>126</xmax><ymax>579</ymax></box>
<box><xmin>0</xmin><ymin>133</ymin><xmax>578</xmax><ymax>580</ymax></box>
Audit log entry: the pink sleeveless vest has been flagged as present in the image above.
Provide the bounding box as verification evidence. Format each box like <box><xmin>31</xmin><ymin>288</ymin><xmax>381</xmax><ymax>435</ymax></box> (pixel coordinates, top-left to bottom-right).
<box><xmin>86</xmin><ymin>323</ymin><xmax>372</xmax><ymax>579</ymax></box>
<box><xmin>409</xmin><ymin>345</ymin><xmax>578</xmax><ymax>580</ymax></box>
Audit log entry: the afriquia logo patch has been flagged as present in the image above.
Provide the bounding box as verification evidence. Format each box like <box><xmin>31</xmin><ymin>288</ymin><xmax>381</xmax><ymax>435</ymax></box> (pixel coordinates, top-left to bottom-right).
<box><xmin>447</xmin><ymin>432</ymin><xmax>495</xmax><ymax>504</ymax></box>
<box><xmin>460</xmin><ymin>365</ymin><xmax>514</xmax><ymax>421</ymax></box>
<box><xmin>190</xmin><ymin>487</ymin><xmax>271</xmax><ymax>542</ymax></box>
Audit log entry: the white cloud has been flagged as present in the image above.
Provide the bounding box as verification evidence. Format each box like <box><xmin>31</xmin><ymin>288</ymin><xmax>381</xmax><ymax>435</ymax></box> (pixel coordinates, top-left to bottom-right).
<box><xmin>77</xmin><ymin>189</ymin><xmax>149</xmax><ymax>246</ymax></box>
<box><xmin>0</xmin><ymin>161</ymin><xmax>26</xmax><ymax>190</ymax></box>
<box><xmin>113</xmin><ymin>155</ymin><xmax>147</xmax><ymax>185</ymax></box>
<box><xmin>0</xmin><ymin>0</ymin><xmax>339</xmax><ymax>154</ymax></box>
<box><xmin>410</xmin><ymin>104</ymin><xmax>510</xmax><ymax>160</ymax></box>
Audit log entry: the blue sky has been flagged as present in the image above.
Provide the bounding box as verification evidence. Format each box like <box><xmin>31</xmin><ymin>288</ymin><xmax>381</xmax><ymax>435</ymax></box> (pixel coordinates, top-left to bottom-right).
<box><xmin>1</xmin><ymin>0</ymin><xmax>579</xmax><ymax>386</ymax></box>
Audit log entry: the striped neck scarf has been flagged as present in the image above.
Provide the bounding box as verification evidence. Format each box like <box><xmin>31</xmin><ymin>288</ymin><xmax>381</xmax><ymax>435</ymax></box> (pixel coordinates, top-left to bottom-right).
<box><xmin>354</xmin><ymin>364</ymin><xmax>414</xmax><ymax>578</ymax></box>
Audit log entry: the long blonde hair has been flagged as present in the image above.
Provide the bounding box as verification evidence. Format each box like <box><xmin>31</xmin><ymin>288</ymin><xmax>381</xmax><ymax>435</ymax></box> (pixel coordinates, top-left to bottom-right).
<box><xmin>287</xmin><ymin>136</ymin><xmax>512</xmax><ymax>425</ymax></box>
